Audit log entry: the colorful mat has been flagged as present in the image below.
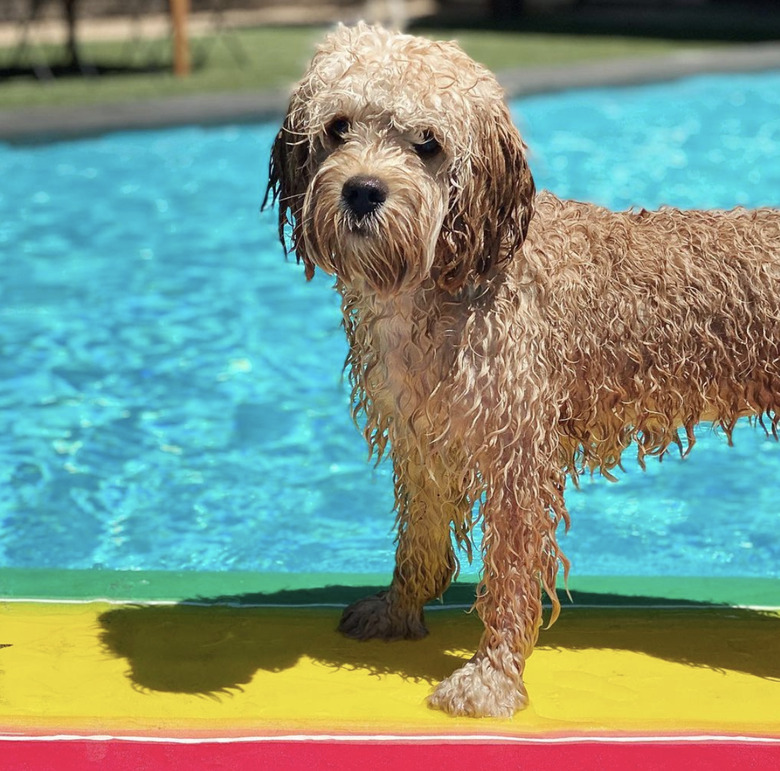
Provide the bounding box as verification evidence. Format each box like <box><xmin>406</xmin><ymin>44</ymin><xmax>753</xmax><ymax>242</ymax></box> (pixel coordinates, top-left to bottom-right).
<box><xmin>2</xmin><ymin>572</ymin><xmax>779</xmax><ymax>767</ymax></box>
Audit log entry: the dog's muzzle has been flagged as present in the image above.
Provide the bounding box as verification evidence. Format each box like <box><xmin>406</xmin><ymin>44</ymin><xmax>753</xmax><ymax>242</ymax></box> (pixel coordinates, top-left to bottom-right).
<box><xmin>341</xmin><ymin>175</ymin><xmax>388</xmax><ymax>220</ymax></box>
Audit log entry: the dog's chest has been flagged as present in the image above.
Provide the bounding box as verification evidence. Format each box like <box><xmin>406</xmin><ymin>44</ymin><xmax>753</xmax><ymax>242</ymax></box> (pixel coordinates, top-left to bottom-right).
<box><xmin>372</xmin><ymin>313</ymin><xmax>444</xmax><ymax>410</ymax></box>
<box><xmin>358</xmin><ymin>298</ymin><xmax>491</xmax><ymax>442</ymax></box>
<box><xmin>349</xmin><ymin>297</ymin><xmax>446</xmax><ymax>415</ymax></box>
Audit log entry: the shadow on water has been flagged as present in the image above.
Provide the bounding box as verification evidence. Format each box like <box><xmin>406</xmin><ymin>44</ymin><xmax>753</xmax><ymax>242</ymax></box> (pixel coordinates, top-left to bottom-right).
<box><xmin>97</xmin><ymin>585</ymin><xmax>780</xmax><ymax>696</ymax></box>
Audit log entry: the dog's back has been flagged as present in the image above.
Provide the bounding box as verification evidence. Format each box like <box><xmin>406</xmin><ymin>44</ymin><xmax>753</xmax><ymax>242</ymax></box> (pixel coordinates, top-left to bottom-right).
<box><xmin>523</xmin><ymin>192</ymin><xmax>780</xmax><ymax>474</ymax></box>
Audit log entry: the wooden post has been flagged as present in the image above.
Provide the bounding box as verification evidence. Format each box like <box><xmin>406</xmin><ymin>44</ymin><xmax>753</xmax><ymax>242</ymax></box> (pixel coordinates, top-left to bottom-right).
<box><xmin>170</xmin><ymin>0</ymin><xmax>190</xmax><ymax>77</ymax></box>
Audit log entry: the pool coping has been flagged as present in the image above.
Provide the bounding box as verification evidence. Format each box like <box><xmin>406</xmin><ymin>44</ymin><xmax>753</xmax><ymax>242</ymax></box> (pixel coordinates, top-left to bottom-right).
<box><xmin>2</xmin><ymin>40</ymin><xmax>780</xmax><ymax>142</ymax></box>
<box><xmin>2</xmin><ymin>568</ymin><xmax>779</xmax><ymax>608</ymax></box>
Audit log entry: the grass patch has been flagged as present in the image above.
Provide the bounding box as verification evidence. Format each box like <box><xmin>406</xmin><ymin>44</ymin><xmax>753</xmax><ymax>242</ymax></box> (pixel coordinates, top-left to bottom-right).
<box><xmin>0</xmin><ymin>26</ymin><xmax>323</xmax><ymax>109</ymax></box>
<box><xmin>0</xmin><ymin>24</ymin><xmax>716</xmax><ymax>110</ymax></box>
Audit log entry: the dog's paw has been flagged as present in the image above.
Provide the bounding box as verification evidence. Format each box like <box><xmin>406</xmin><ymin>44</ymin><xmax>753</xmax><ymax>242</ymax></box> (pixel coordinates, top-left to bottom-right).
<box><xmin>338</xmin><ymin>591</ymin><xmax>428</xmax><ymax>641</ymax></box>
<box><xmin>427</xmin><ymin>657</ymin><xmax>528</xmax><ymax>718</ymax></box>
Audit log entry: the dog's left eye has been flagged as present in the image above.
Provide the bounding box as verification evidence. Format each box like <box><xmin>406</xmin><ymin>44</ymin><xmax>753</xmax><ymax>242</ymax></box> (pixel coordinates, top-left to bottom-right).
<box><xmin>326</xmin><ymin>117</ymin><xmax>350</xmax><ymax>142</ymax></box>
<box><xmin>413</xmin><ymin>132</ymin><xmax>442</xmax><ymax>158</ymax></box>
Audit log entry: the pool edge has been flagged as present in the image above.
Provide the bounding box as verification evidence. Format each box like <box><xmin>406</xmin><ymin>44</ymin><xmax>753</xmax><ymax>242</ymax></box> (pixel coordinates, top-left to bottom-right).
<box><xmin>1</xmin><ymin>568</ymin><xmax>778</xmax><ymax>607</ymax></box>
<box><xmin>3</xmin><ymin>42</ymin><xmax>780</xmax><ymax>143</ymax></box>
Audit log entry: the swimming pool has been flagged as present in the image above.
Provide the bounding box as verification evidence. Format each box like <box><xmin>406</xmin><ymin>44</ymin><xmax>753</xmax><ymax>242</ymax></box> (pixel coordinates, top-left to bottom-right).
<box><xmin>1</xmin><ymin>70</ymin><xmax>778</xmax><ymax>579</ymax></box>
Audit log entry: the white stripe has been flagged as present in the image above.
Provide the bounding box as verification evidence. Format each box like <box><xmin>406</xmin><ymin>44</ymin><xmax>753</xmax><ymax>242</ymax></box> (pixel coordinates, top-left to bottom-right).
<box><xmin>1</xmin><ymin>597</ymin><xmax>779</xmax><ymax>611</ymax></box>
<box><xmin>0</xmin><ymin>733</ymin><xmax>779</xmax><ymax>745</ymax></box>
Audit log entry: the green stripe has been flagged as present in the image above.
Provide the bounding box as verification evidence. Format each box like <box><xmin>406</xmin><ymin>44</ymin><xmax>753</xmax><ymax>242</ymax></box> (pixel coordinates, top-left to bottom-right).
<box><xmin>1</xmin><ymin>568</ymin><xmax>778</xmax><ymax>607</ymax></box>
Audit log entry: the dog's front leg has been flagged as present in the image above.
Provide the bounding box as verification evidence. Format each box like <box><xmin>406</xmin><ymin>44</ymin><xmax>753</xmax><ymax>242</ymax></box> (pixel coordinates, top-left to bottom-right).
<box><xmin>338</xmin><ymin>453</ymin><xmax>466</xmax><ymax>641</ymax></box>
<box><xmin>428</xmin><ymin>467</ymin><xmax>563</xmax><ymax>718</ymax></box>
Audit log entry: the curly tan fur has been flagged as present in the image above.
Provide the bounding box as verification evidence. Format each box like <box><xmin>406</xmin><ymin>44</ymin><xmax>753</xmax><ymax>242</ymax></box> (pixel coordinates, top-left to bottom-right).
<box><xmin>265</xmin><ymin>23</ymin><xmax>780</xmax><ymax>718</ymax></box>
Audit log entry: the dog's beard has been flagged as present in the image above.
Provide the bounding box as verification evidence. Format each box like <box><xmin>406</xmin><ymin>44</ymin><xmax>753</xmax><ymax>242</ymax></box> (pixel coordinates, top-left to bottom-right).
<box><xmin>302</xmin><ymin>165</ymin><xmax>446</xmax><ymax>295</ymax></box>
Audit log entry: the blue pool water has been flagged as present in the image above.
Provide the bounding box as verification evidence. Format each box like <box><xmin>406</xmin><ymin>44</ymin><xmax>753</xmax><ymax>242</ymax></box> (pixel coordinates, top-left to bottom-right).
<box><xmin>1</xmin><ymin>70</ymin><xmax>779</xmax><ymax>578</ymax></box>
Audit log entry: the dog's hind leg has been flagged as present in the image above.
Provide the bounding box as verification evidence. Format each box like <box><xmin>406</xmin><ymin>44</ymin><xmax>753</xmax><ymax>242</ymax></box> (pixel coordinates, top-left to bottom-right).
<box><xmin>338</xmin><ymin>451</ymin><xmax>470</xmax><ymax>641</ymax></box>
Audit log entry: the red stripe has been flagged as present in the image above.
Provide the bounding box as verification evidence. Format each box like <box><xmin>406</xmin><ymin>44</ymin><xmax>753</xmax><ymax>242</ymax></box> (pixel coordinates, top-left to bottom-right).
<box><xmin>3</xmin><ymin>739</ymin><xmax>780</xmax><ymax>771</ymax></box>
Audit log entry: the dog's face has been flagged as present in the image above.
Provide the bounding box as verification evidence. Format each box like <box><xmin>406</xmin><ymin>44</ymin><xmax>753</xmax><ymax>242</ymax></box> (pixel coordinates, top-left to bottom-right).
<box><xmin>267</xmin><ymin>24</ymin><xmax>535</xmax><ymax>295</ymax></box>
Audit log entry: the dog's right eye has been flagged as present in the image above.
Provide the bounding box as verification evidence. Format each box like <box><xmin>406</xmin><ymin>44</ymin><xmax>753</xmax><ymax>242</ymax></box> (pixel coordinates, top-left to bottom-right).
<box><xmin>413</xmin><ymin>131</ymin><xmax>442</xmax><ymax>159</ymax></box>
<box><xmin>326</xmin><ymin>117</ymin><xmax>350</xmax><ymax>143</ymax></box>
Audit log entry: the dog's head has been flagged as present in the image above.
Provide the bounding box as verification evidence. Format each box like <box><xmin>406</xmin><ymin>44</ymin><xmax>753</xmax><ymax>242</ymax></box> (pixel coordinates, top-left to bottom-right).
<box><xmin>266</xmin><ymin>23</ymin><xmax>535</xmax><ymax>295</ymax></box>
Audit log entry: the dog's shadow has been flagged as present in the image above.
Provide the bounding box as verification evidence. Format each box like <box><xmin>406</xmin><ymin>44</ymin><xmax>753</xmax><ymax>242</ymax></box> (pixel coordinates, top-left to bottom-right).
<box><xmin>97</xmin><ymin>585</ymin><xmax>780</xmax><ymax>697</ymax></box>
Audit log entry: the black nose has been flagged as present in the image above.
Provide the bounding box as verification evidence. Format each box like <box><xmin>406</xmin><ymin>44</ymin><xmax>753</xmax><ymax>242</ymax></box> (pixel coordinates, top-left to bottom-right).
<box><xmin>341</xmin><ymin>175</ymin><xmax>388</xmax><ymax>218</ymax></box>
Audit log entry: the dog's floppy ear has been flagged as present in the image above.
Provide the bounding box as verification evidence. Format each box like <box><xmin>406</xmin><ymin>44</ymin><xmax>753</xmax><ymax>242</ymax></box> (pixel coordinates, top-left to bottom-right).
<box><xmin>263</xmin><ymin>92</ymin><xmax>317</xmax><ymax>280</ymax></box>
<box><xmin>435</xmin><ymin>101</ymin><xmax>535</xmax><ymax>293</ymax></box>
